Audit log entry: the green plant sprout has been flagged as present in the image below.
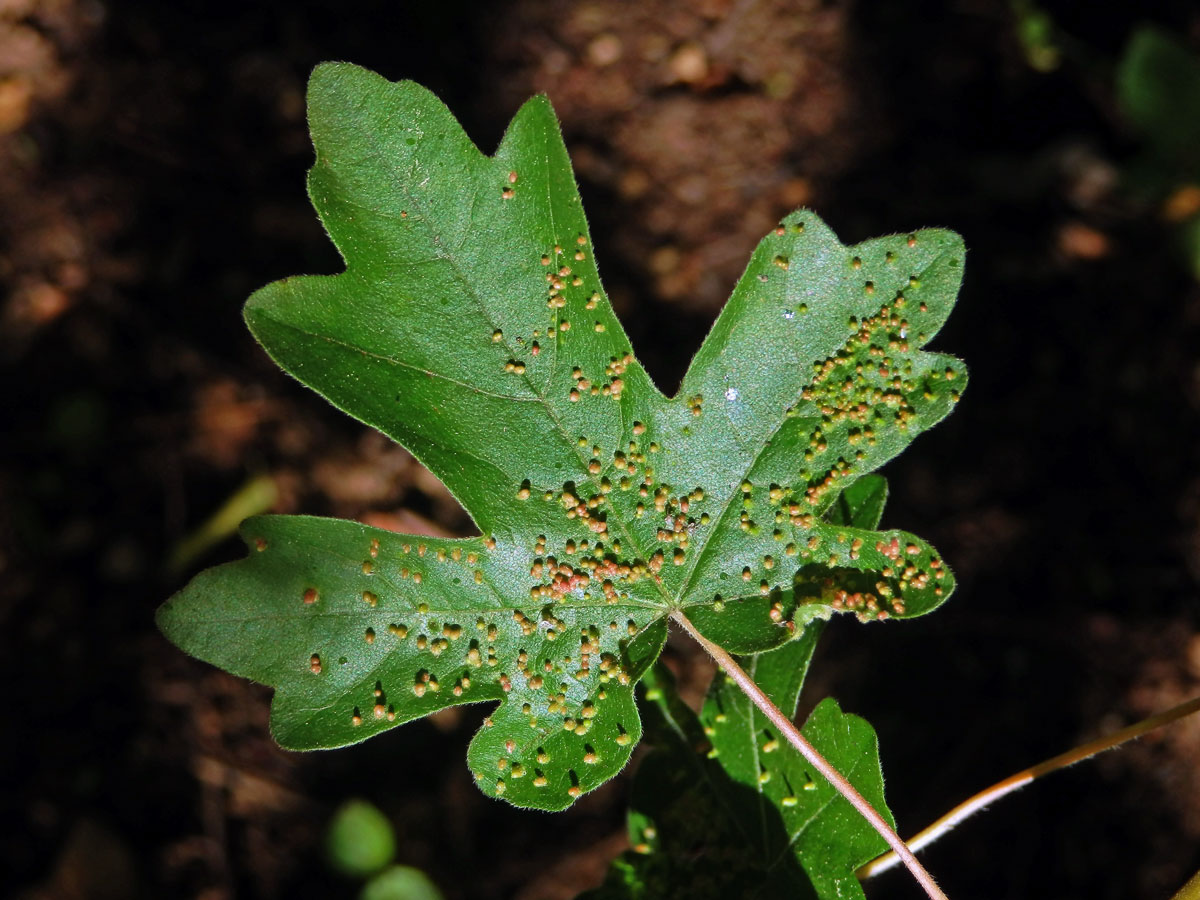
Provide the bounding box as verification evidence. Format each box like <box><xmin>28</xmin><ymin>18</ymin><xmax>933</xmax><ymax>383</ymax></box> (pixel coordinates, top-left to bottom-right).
<box><xmin>157</xmin><ymin>62</ymin><xmax>973</xmax><ymax>899</ymax></box>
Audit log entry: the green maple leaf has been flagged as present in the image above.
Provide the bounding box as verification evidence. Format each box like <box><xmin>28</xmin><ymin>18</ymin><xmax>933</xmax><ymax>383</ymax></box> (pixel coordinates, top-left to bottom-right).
<box><xmin>157</xmin><ymin>64</ymin><xmax>966</xmax><ymax>812</ymax></box>
<box><xmin>585</xmin><ymin>477</ymin><xmax>894</xmax><ymax>899</ymax></box>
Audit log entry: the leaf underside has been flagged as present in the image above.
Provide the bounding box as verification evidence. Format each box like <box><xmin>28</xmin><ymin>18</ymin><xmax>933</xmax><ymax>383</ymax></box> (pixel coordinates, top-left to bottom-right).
<box><xmin>157</xmin><ymin>63</ymin><xmax>967</xmax><ymax>813</ymax></box>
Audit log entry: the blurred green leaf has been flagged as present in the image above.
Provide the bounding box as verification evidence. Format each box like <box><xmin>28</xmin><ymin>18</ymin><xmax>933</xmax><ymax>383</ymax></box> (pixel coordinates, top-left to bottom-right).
<box><xmin>47</xmin><ymin>390</ymin><xmax>109</xmax><ymax>458</ymax></box>
<box><xmin>1177</xmin><ymin>207</ymin><xmax>1200</xmax><ymax>280</ymax></box>
<box><xmin>1118</xmin><ymin>27</ymin><xmax>1200</xmax><ymax>176</ymax></box>
<box><xmin>327</xmin><ymin>799</ymin><xmax>396</xmax><ymax>878</ymax></box>
<box><xmin>166</xmin><ymin>475</ymin><xmax>278</xmax><ymax>575</ymax></box>
<box><xmin>1012</xmin><ymin>0</ymin><xmax>1061</xmax><ymax>72</ymax></box>
<box><xmin>361</xmin><ymin>865</ymin><xmax>444</xmax><ymax>900</ymax></box>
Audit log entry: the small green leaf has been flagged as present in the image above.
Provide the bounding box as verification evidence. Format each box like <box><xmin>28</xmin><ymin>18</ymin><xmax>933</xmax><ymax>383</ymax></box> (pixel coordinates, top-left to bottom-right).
<box><xmin>158</xmin><ymin>64</ymin><xmax>965</xmax><ymax>811</ymax></box>
<box><xmin>700</xmin><ymin>660</ymin><xmax>889</xmax><ymax>899</ymax></box>
<box><xmin>361</xmin><ymin>866</ymin><xmax>444</xmax><ymax>900</ymax></box>
<box><xmin>1011</xmin><ymin>0</ymin><xmax>1061</xmax><ymax>73</ymax></box>
<box><xmin>1117</xmin><ymin>27</ymin><xmax>1200</xmax><ymax>176</ymax></box>
<box><xmin>828</xmin><ymin>474</ymin><xmax>888</xmax><ymax>532</ymax></box>
<box><xmin>582</xmin><ymin>663</ymin><xmax>812</xmax><ymax>900</ymax></box>
<box><xmin>327</xmin><ymin>799</ymin><xmax>396</xmax><ymax>878</ymax></box>
<box><xmin>585</xmin><ymin>659</ymin><xmax>889</xmax><ymax>899</ymax></box>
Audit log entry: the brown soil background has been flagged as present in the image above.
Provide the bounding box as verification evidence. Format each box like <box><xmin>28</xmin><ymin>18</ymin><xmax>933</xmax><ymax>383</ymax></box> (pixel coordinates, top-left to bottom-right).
<box><xmin>3</xmin><ymin>1</ymin><xmax>1200</xmax><ymax>898</ymax></box>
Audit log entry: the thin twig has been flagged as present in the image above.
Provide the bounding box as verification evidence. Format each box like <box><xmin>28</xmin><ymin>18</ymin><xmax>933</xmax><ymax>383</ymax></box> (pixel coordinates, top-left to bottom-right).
<box><xmin>1170</xmin><ymin>867</ymin><xmax>1200</xmax><ymax>900</ymax></box>
<box><xmin>669</xmin><ymin>609</ymin><xmax>950</xmax><ymax>900</ymax></box>
<box><xmin>859</xmin><ymin>694</ymin><xmax>1200</xmax><ymax>879</ymax></box>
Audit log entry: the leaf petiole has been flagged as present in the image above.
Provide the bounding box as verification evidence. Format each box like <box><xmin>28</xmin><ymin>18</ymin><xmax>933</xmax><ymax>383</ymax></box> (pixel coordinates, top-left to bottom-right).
<box><xmin>670</xmin><ymin>609</ymin><xmax>951</xmax><ymax>900</ymax></box>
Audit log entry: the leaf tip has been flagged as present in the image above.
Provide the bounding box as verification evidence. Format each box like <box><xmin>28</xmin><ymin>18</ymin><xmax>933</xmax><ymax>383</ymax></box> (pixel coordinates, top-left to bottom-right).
<box><xmin>495</xmin><ymin>91</ymin><xmax>564</xmax><ymax>159</ymax></box>
<box><xmin>154</xmin><ymin>593</ymin><xmax>180</xmax><ymax>644</ymax></box>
